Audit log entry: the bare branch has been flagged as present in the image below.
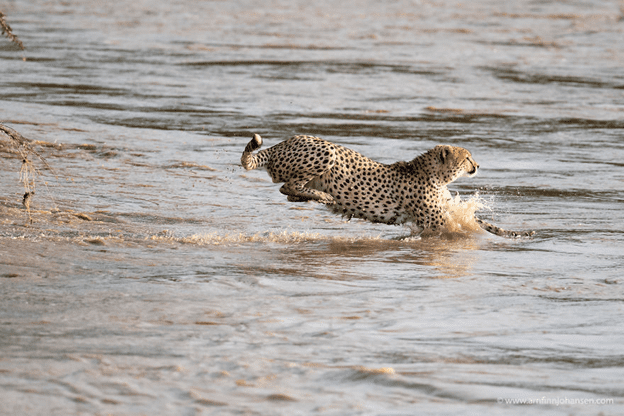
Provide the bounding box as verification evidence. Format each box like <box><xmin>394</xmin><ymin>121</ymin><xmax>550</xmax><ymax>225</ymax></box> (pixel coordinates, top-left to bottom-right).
<box><xmin>0</xmin><ymin>11</ymin><xmax>25</xmax><ymax>50</ymax></box>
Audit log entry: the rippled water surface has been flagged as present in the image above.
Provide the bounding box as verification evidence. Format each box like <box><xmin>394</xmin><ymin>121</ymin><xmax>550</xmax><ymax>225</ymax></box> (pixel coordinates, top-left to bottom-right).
<box><xmin>1</xmin><ymin>0</ymin><xmax>623</xmax><ymax>415</ymax></box>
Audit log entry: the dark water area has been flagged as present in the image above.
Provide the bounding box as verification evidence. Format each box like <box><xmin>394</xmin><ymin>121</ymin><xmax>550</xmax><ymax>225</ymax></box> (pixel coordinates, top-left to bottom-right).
<box><xmin>1</xmin><ymin>0</ymin><xmax>623</xmax><ymax>415</ymax></box>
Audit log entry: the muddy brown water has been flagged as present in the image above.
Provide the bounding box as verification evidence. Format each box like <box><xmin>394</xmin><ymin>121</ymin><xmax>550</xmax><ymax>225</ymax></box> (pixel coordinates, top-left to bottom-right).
<box><xmin>1</xmin><ymin>1</ymin><xmax>623</xmax><ymax>415</ymax></box>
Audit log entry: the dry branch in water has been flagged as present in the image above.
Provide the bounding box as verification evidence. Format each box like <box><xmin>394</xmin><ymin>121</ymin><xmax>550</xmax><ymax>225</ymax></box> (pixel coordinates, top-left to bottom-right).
<box><xmin>0</xmin><ymin>11</ymin><xmax>25</xmax><ymax>50</ymax></box>
<box><xmin>1</xmin><ymin>124</ymin><xmax>57</xmax><ymax>221</ymax></box>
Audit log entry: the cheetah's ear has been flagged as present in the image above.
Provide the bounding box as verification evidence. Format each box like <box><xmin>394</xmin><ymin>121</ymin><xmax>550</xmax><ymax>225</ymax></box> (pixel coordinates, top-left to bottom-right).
<box><xmin>440</xmin><ymin>147</ymin><xmax>451</xmax><ymax>164</ymax></box>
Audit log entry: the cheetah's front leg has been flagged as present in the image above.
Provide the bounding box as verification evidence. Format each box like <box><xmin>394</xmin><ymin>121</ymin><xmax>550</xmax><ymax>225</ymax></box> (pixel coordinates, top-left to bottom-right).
<box><xmin>475</xmin><ymin>217</ymin><xmax>535</xmax><ymax>238</ymax></box>
<box><xmin>279</xmin><ymin>181</ymin><xmax>335</xmax><ymax>204</ymax></box>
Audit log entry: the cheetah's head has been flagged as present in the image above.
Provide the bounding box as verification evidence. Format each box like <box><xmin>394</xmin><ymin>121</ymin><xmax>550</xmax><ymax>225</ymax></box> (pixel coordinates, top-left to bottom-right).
<box><xmin>431</xmin><ymin>145</ymin><xmax>479</xmax><ymax>185</ymax></box>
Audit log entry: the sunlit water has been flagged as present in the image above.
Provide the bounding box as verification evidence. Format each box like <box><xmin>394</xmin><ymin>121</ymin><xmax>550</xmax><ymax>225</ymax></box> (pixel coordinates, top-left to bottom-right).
<box><xmin>1</xmin><ymin>0</ymin><xmax>623</xmax><ymax>415</ymax></box>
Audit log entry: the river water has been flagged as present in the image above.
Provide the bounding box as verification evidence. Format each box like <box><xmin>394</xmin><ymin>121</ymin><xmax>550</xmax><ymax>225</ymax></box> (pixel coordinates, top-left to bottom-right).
<box><xmin>1</xmin><ymin>1</ymin><xmax>623</xmax><ymax>415</ymax></box>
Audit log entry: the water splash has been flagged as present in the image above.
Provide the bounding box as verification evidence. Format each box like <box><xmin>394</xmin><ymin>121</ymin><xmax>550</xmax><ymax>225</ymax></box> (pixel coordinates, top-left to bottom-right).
<box><xmin>148</xmin><ymin>229</ymin><xmax>386</xmax><ymax>246</ymax></box>
<box><xmin>413</xmin><ymin>192</ymin><xmax>489</xmax><ymax>238</ymax></box>
<box><xmin>444</xmin><ymin>192</ymin><xmax>489</xmax><ymax>234</ymax></box>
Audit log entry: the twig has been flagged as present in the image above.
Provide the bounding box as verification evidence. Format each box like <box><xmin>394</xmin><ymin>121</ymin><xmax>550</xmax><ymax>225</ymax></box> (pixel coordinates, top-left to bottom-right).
<box><xmin>0</xmin><ymin>11</ymin><xmax>25</xmax><ymax>50</ymax></box>
<box><xmin>22</xmin><ymin>191</ymin><xmax>34</xmax><ymax>223</ymax></box>
<box><xmin>1</xmin><ymin>123</ymin><xmax>59</xmax><ymax>220</ymax></box>
<box><xmin>0</xmin><ymin>124</ymin><xmax>55</xmax><ymax>173</ymax></box>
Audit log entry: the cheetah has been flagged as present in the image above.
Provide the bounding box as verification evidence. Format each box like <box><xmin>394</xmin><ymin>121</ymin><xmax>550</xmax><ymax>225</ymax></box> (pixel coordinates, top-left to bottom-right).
<box><xmin>241</xmin><ymin>134</ymin><xmax>534</xmax><ymax>238</ymax></box>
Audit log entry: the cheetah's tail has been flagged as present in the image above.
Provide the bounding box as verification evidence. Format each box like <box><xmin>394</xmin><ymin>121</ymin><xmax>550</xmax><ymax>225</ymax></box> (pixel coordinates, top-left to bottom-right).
<box><xmin>475</xmin><ymin>217</ymin><xmax>535</xmax><ymax>238</ymax></box>
<box><xmin>241</xmin><ymin>134</ymin><xmax>264</xmax><ymax>170</ymax></box>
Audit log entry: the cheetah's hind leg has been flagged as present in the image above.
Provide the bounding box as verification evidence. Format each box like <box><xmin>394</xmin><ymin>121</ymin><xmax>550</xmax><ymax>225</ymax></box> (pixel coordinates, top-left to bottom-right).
<box><xmin>279</xmin><ymin>181</ymin><xmax>335</xmax><ymax>205</ymax></box>
<box><xmin>277</xmin><ymin>142</ymin><xmax>337</xmax><ymax>205</ymax></box>
<box><xmin>475</xmin><ymin>217</ymin><xmax>535</xmax><ymax>238</ymax></box>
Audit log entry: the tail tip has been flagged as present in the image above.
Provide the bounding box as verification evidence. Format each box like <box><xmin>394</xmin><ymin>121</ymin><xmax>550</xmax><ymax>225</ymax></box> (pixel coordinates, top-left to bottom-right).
<box><xmin>252</xmin><ymin>133</ymin><xmax>262</xmax><ymax>146</ymax></box>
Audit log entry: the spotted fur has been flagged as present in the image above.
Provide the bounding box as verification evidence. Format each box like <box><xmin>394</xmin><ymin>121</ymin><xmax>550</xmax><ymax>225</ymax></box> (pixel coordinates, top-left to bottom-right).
<box><xmin>241</xmin><ymin>134</ymin><xmax>534</xmax><ymax>238</ymax></box>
